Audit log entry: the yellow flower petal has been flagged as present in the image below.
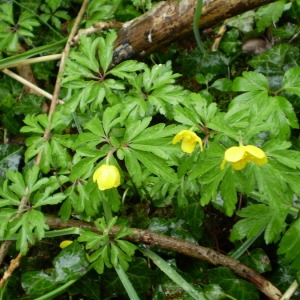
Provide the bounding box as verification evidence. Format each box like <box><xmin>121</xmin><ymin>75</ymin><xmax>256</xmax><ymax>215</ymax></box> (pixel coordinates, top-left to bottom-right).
<box><xmin>93</xmin><ymin>164</ymin><xmax>120</xmax><ymax>190</ymax></box>
<box><xmin>242</xmin><ymin>145</ymin><xmax>268</xmax><ymax>166</ymax></box>
<box><xmin>60</xmin><ymin>240</ymin><xmax>73</xmax><ymax>249</ymax></box>
<box><xmin>172</xmin><ymin>130</ymin><xmax>203</xmax><ymax>153</ymax></box>
<box><xmin>222</xmin><ymin>145</ymin><xmax>268</xmax><ymax>170</ymax></box>
<box><xmin>231</xmin><ymin>160</ymin><xmax>248</xmax><ymax>170</ymax></box>
<box><xmin>224</xmin><ymin>146</ymin><xmax>246</xmax><ymax>162</ymax></box>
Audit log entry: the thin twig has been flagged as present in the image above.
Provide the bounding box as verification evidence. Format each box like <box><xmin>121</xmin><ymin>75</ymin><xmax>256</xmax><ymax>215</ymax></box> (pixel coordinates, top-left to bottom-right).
<box><xmin>46</xmin><ymin>216</ymin><xmax>283</xmax><ymax>300</ymax></box>
<box><xmin>3</xmin><ymin>54</ymin><xmax>62</xmax><ymax>69</ymax></box>
<box><xmin>280</xmin><ymin>280</ymin><xmax>299</xmax><ymax>300</ymax></box>
<box><xmin>36</xmin><ymin>0</ymin><xmax>89</xmax><ymax>165</ymax></box>
<box><xmin>71</xmin><ymin>19</ymin><xmax>123</xmax><ymax>45</ymax></box>
<box><xmin>2</xmin><ymin>68</ymin><xmax>58</xmax><ymax>101</ymax></box>
<box><xmin>47</xmin><ymin>0</ymin><xmax>89</xmax><ymax>122</ymax></box>
<box><xmin>0</xmin><ymin>253</ymin><xmax>23</xmax><ymax>288</ymax></box>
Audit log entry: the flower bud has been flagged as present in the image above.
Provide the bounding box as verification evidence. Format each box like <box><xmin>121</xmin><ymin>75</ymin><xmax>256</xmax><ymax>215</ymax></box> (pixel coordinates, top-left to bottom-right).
<box><xmin>93</xmin><ymin>164</ymin><xmax>121</xmax><ymax>190</ymax></box>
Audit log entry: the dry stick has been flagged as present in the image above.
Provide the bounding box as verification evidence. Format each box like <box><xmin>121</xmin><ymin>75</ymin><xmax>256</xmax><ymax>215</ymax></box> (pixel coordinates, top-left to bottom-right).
<box><xmin>35</xmin><ymin>0</ymin><xmax>89</xmax><ymax>165</ymax></box>
<box><xmin>46</xmin><ymin>216</ymin><xmax>282</xmax><ymax>300</ymax></box>
<box><xmin>3</xmin><ymin>54</ymin><xmax>62</xmax><ymax>69</ymax></box>
<box><xmin>0</xmin><ymin>192</ymin><xmax>30</xmax><ymax>288</ymax></box>
<box><xmin>211</xmin><ymin>19</ymin><xmax>228</xmax><ymax>52</ymax></box>
<box><xmin>280</xmin><ymin>280</ymin><xmax>299</xmax><ymax>300</ymax></box>
<box><xmin>0</xmin><ymin>253</ymin><xmax>23</xmax><ymax>288</ymax></box>
<box><xmin>0</xmin><ymin>0</ymin><xmax>89</xmax><ymax>288</ymax></box>
<box><xmin>2</xmin><ymin>68</ymin><xmax>58</xmax><ymax>101</ymax></box>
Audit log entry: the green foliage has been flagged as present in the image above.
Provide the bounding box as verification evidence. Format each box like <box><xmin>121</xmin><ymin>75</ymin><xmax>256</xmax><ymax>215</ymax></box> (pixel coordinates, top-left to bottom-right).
<box><xmin>1</xmin><ymin>0</ymin><xmax>300</xmax><ymax>299</ymax></box>
<box><xmin>78</xmin><ymin>217</ymin><xmax>137</xmax><ymax>274</ymax></box>
<box><xmin>0</xmin><ymin>3</ymin><xmax>40</xmax><ymax>51</ymax></box>
<box><xmin>21</xmin><ymin>241</ymin><xmax>89</xmax><ymax>297</ymax></box>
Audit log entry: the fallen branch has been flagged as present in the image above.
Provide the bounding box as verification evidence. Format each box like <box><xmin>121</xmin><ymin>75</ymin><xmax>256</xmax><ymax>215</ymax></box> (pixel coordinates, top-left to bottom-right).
<box><xmin>111</xmin><ymin>0</ymin><xmax>278</xmax><ymax>64</ymax></box>
<box><xmin>46</xmin><ymin>216</ymin><xmax>282</xmax><ymax>300</ymax></box>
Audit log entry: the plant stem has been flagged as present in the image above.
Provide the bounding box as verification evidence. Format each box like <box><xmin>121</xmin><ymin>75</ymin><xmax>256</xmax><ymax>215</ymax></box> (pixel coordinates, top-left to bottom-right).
<box><xmin>102</xmin><ymin>198</ymin><xmax>113</xmax><ymax>222</ymax></box>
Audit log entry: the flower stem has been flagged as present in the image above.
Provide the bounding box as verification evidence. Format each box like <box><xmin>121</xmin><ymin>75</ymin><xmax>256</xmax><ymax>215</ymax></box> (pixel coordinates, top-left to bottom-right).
<box><xmin>102</xmin><ymin>198</ymin><xmax>113</xmax><ymax>222</ymax></box>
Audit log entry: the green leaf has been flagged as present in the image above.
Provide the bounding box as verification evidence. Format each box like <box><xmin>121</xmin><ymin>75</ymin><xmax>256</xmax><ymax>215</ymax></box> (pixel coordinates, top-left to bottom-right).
<box><xmin>263</xmin><ymin>139</ymin><xmax>291</xmax><ymax>152</ymax></box>
<box><xmin>102</xmin><ymin>104</ymin><xmax>124</xmax><ymax>134</ymax></box>
<box><xmin>21</xmin><ymin>241</ymin><xmax>89</xmax><ymax>296</ymax></box>
<box><xmin>278</xmin><ymin>219</ymin><xmax>300</xmax><ymax>266</ymax></box>
<box><xmin>16</xmin><ymin>210</ymin><xmax>49</xmax><ymax>254</ymax></box>
<box><xmin>0</xmin><ymin>208</ymin><xmax>17</xmax><ymax>238</ymax></box>
<box><xmin>33</xmin><ymin>192</ymin><xmax>66</xmax><ymax>208</ymax></box>
<box><xmin>226</xmin><ymin>11</ymin><xmax>255</xmax><ymax>33</ymax></box>
<box><xmin>230</xmin><ymin>203</ymin><xmax>289</xmax><ymax>244</ymax></box>
<box><xmin>202</xmin><ymin>284</ymin><xmax>228</xmax><ymax>300</ymax></box>
<box><xmin>108</xmin><ymin>60</ymin><xmax>146</xmax><ymax>79</ymax></box>
<box><xmin>102</xmin><ymin>258</ymin><xmax>153</xmax><ymax>298</ymax></box>
<box><xmin>21</xmin><ymin>271</ymin><xmax>57</xmax><ymax>296</ymax></box>
<box><xmin>270</xmin><ymin>149</ymin><xmax>300</xmax><ymax>169</ymax></box>
<box><xmin>248</xmin><ymin>43</ymin><xmax>299</xmax><ymax>77</ymax></box>
<box><xmin>207</xmin><ymin>267</ymin><xmax>259</xmax><ymax>300</ymax></box>
<box><xmin>211</xmin><ymin>78</ymin><xmax>233</xmax><ymax>91</ymax></box>
<box><xmin>53</xmin><ymin>241</ymin><xmax>89</xmax><ymax>282</ymax></box>
<box><xmin>6</xmin><ymin>170</ymin><xmax>26</xmax><ymax>198</ymax></box>
<box><xmin>282</xmin><ymin>66</ymin><xmax>300</xmax><ymax>97</ymax></box>
<box><xmin>131</xmin><ymin>149</ymin><xmax>178</xmax><ymax>183</ymax></box>
<box><xmin>84</xmin><ymin>115</ymin><xmax>105</xmax><ymax>137</ymax></box>
<box><xmin>123</xmin><ymin>117</ymin><xmax>152</xmax><ymax>142</ymax></box>
<box><xmin>69</xmin><ymin>36</ymin><xmax>100</xmax><ymax>73</ymax></box>
<box><xmin>98</xmin><ymin>31</ymin><xmax>117</xmax><ymax>73</ymax></box>
<box><xmin>141</xmin><ymin>247</ymin><xmax>205</xmax><ymax>300</ymax></box>
<box><xmin>70</xmin><ymin>157</ymin><xmax>98</xmax><ymax>181</ymax></box>
<box><xmin>255</xmin><ymin>1</ymin><xmax>285</xmax><ymax>32</ymax></box>
<box><xmin>0</xmin><ymin>4</ymin><xmax>14</xmax><ymax>24</ymax></box>
<box><xmin>0</xmin><ymin>144</ymin><xmax>22</xmax><ymax>178</ymax></box>
<box><xmin>21</xmin><ymin>114</ymin><xmax>46</xmax><ymax>134</ymax></box>
<box><xmin>240</xmin><ymin>248</ymin><xmax>272</xmax><ymax>274</ymax></box>
<box><xmin>220</xmin><ymin>168</ymin><xmax>238</xmax><ymax>217</ymax></box>
<box><xmin>123</xmin><ymin>148</ymin><xmax>143</xmax><ymax>186</ymax></box>
<box><xmin>232</xmin><ymin>71</ymin><xmax>269</xmax><ymax>92</ymax></box>
<box><xmin>25</xmin><ymin>166</ymin><xmax>40</xmax><ymax>192</ymax></box>
<box><xmin>0</xmin><ymin>180</ymin><xmax>20</xmax><ymax>207</ymax></box>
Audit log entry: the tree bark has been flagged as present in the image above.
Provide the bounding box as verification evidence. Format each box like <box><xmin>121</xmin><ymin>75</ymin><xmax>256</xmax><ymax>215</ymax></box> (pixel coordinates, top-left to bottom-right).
<box><xmin>113</xmin><ymin>0</ymin><xmax>277</xmax><ymax>64</ymax></box>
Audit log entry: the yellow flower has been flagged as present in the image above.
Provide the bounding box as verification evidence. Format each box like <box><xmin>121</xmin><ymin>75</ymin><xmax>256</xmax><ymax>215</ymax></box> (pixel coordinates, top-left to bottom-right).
<box><xmin>60</xmin><ymin>240</ymin><xmax>73</xmax><ymax>249</ymax></box>
<box><xmin>221</xmin><ymin>145</ymin><xmax>268</xmax><ymax>170</ymax></box>
<box><xmin>93</xmin><ymin>164</ymin><xmax>120</xmax><ymax>190</ymax></box>
<box><xmin>172</xmin><ymin>130</ymin><xmax>203</xmax><ymax>153</ymax></box>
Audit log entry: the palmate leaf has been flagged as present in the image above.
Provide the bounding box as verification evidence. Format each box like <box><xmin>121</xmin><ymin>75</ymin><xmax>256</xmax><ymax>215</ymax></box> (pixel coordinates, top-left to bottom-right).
<box><xmin>219</xmin><ymin>167</ymin><xmax>238</xmax><ymax>217</ymax></box>
<box><xmin>5</xmin><ymin>170</ymin><xmax>26</xmax><ymax>198</ymax></box>
<box><xmin>108</xmin><ymin>60</ymin><xmax>146</xmax><ymax>80</ymax></box>
<box><xmin>0</xmin><ymin>208</ymin><xmax>17</xmax><ymax>238</ymax></box>
<box><xmin>278</xmin><ymin>219</ymin><xmax>300</xmax><ymax>269</ymax></box>
<box><xmin>282</xmin><ymin>66</ymin><xmax>300</xmax><ymax>97</ymax></box>
<box><xmin>15</xmin><ymin>210</ymin><xmax>49</xmax><ymax>254</ymax></box>
<box><xmin>142</xmin><ymin>61</ymin><xmax>181</xmax><ymax>92</ymax></box>
<box><xmin>230</xmin><ymin>203</ymin><xmax>289</xmax><ymax>244</ymax></box>
<box><xmin>232</xmin><ymin>71</ymin><xmax>269</xmax><ymax>92</ymax></box>
<box><xmin>130</xmin><ymin>149</ymin><xmax>178</xmax><ymax>183</ymax></box>
<box><xmin>98</xmin><ymin>31</ymin><xmax>117</xmax><ymax>73</ymax></box>
<box><xmin>123</xmin><ymin>148</ymin><xmax>143</xmax><ymax>186</ymax></box>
